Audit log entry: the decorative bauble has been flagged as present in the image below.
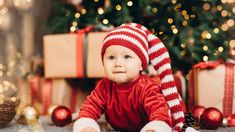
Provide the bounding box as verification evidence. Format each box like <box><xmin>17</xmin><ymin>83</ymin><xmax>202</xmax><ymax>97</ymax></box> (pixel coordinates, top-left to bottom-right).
<box><xmin>200</xmin><ymin>107</ymin><xmax>223</xmax><ymax>130</ymax></box>
<box><xmin>222</xmin><ymin>117</ymin><xmax>228</xmax><ymax>127</ymax></box>
<box><xmin>47</xmin><ymin>104</ymin><xmax>58</xmax><ymax>116</ymax></box>
<box><xmin>190</xmin><ymin>105</ymin><xmax>206</xmax><ymax>122</ymax></box>
<box><xmin>227</xmin><ymin>114</ymin><xmax>235</xmax><ymax>127</ymax></box>
<box><xmin>19</xmin><ymin>105</ymin><xmax>39</xmax><ymax>125</ymax></box>
<box><xmin>51</xmin><ymin>106</ymin><xmax>72</xmax><ymax>127</ymax></box>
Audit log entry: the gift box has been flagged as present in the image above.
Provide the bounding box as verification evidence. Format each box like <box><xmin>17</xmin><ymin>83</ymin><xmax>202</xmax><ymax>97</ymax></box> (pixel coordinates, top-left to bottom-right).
<box><xmin>86</xmin><ymin>32</ymin><xmax>108</xmax><ymax>78</ymax></box>
<box><xmin>43</xmin><ymin>32</ymin><xmax>109</xmax><ymax>78</ymax></box>
<box><xmin>188</xmin><ymin>61</ymin><xmax>235</xmax><ymax>116</ymax></box>
<box><xmin>17</xmin><ymin>77</ymin><xmax>90</xmax><ymax>115</ymax></box>
<box><xmin>43</xmin><ymin>33</ymin><xmax>85</xmax><ymax>78</ymax></box>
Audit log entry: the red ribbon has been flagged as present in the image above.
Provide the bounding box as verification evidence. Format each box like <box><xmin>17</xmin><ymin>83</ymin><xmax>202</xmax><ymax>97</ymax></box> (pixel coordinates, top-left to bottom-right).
<box><xmin>70</xmin><ymin>88</ymin><xmax>78</xmax><ymax>113</ymax></box>
<box><xmin>193</xmin><ymin>60</ymin><xmax>223</xmax><ymax>69</ymax></box>
<box><xmin>29</xmin><ymin>76</ymin><xmax>40</xmax><ymax>104</ymax></box>
<box><xmin>29</xmin><ymin>77</ymin><xmax>52</xmax><ymax>115</ymax></box>
<box><xmin>227</xmin><ymin>113</ymin><xmax>235</xmax><ymax>126</ymax></box>
<box><xmin>223</xmin><ymin>63</ymin><xmax>234</xmax><ymax>117</ymax></box>
<box><xmin>76</xmin><ymin>32</ymin><xmax>85</xmax><ymax>77</ymax></box>
<box><xmin>41</xmin><ymin>79</ymin><xmax>52</xmax><ymax>115</ymax></box>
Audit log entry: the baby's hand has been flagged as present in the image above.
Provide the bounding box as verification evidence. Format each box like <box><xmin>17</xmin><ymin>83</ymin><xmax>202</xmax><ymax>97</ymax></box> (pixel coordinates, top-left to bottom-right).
<box><xmin>81</xmin><ymin>127</ymin><xmax>97</xmax><ymax>132</ymax></box>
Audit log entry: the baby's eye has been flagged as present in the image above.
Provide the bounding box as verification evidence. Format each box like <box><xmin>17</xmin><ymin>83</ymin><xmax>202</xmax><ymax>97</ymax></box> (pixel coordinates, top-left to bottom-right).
<box><xmin>108</xmin><ymin>55</ymin><xmax>115</xmax><ymax>60</ymax></box>
<box><xmin>124</xmin><ymin>55</ymin><xmax>132</xmax><ymax>59</ymax></box>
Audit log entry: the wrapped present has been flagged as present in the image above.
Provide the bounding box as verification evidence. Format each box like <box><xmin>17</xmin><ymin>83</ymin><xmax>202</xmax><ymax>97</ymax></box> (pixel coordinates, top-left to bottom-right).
<box><xmin>43</xmin><ymin>33</ymin><xmax>85</xmax><ymax>78</ymax></box>
<box><xmin>43</xmin><ymin>32</ymin><xmax>109</xmax><ymax>78</ymax></box>
<box><xmin>86</xmin><ymin>32</ymin><xmax>108</xmax><ymax>78</ymax></box>
<box><xmin>188</xmin><ymin>60</ymin><xmax>235</xmax><ymax>116</ymax></box>
<box><xmin>17</xmin><ymin>76</ymin><xmax>91</xmax><ymax>115</ymax></box>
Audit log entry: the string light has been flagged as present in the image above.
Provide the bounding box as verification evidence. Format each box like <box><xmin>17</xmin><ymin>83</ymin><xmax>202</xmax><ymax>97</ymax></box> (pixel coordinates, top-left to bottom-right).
<box><xmin>174</xmin><ymin>3</ymin><xmax>182</xmax><ymax>12</ymax></box>
<box><xmin>214</xmin><ymin>51</ymin><xmax>219</xmax><ymax>56</ymax></box>
<box><xmin>181</xmin><ymin>43</ymin><xmax>186</xmax><ymax>48</ymax></box>
<box><xmin>182</xmin><ymin>20</ymin><xmax>188</xmax><ymax>26</ymax></box>
<box><xmin>75</xmin><ymin>13</ymin><xmax>80</xmax><ymax>18</ymax></box>
<box><xmin>172</xmin><ymin>28</ymin><xmax>178</xmax><ymax>34</ymax></box>
<box><xmin>81</xmin><ymin>9</ymin><xmax>86</xmax><ymax>14</ymax></box>
<box><xmin>172</xmin><ymin>0</ymin><xmax>177</xmax><ymax>4</ymax></box>
<box><xmin>190</xmin><ymin>14</ymin><xmax>196</xmax><ymax>18</ymax></box>
<box><xmin>203</xmin><ymin>56</ymin><xmax>209</xmax><ymax>61</ymax></box>
<box><xmin>233</xmin><ymin>7</ymin><xmax>235</xmax><ymax>13</ymax></box>
<box><xmin>221</xmin><ymin>0</ymin><xmax>235</xmax><ymax>3</ymax></box>
<box><xmin>158</xmin><ymin>31</ymin><xmax>163</xmax><ymax>35</ymax></box>
<box><xmin>221</xmin><ymin>23</ymin><xmax>229</xmax><ymax>31</ymax></box>
<box><xmin>213</xmin><ymin>28</ymin><xmax>219</xmax><ymax>33</ymax></box>
<box><xmin>94</xmin><ymin>0</ymin><xmax>99</xmax><ymax>2</ymax></box>
<box><xmin>127</xmin><ymin>1</ymin><xmax>133</xmax><ymax>7</ymax></box>
<box><xmin>181</xmin><ymin>10</ymin><xmax>187</xmax><ymax>16</ymax></box>
<box><xmin>217</xmin><ymin>5</ymin><xmax>223</xmax><ymax>11</ymax></box>
<box><xmin>203</xmin><ymin>3</ymin><xmax>210</xmax><ymax>11</ymax></box>
<box><xmin>152</xmin><ymin>7</ymin><xmax>158</xmax><ymax>13</ymax></box>
<box><xmin>72</xmin><ymin>21</ymin><xmax>77</xmax><ymax>26</ymax></box>
<box><xmin>102</xmin><ymin>19</ymin><xmax>109</xmax><ymax>24</ymax></box>
<box><xmin>185</xmin><ymin>15</ymin><xmax>189</xmax><ymax>20</ymax></box>
<box><xmin>168</xmin><ymin>18</ymin><xmax>173</xmax><ymax>24</ymax></box>
<box><xmin>227</xmin><ymin>19</ymin><xmax>234</xmax><ymax>27</ymax></box>
<box><xmin>116</xmin><ymin>4</ymin><xmax>121</xmax><ymax>11</ymax></box>
<box><xmin>201</xmin><ymin>31</ymin><xmax>211</xmax><ymax>39</ymax></box>
<box><xmin>180</xmin><ymin>51</ymin><xmax>186</xmax><ymax>56</ymax></box>
<box><xmin>70</xmin><ymin>26</ymin><xmax>76</xmax><ymax>32</ymax></box>
<box><xmin>221</xmin><ymin>10</ymin><xmax>228</xmax><ymax>17</ymax></box>
<box><xmin>229</xmin><ymin>40</ymin><xmax>235</xmax><ymax>47</ymax></box>
<box><xmin>203</xmin><ymin>45</ymin><xmax>208</xmax><ymax>51</ymax></box>
<box><xmin>97</xmin><ymin>7</ymin><xmax>104</xmax><ymax>14</ymax></box>
<box><xmin>218</xmin><ymin>47</ymin><xmax>224</xmax><ymax>52</ymax></box>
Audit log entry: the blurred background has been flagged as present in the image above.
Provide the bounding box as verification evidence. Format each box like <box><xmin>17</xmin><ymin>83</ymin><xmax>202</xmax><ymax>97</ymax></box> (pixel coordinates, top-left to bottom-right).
<box><xmin>0</xmin><ymin>0</ymin><xmax>234</xmax><ymax>130</ymax></box>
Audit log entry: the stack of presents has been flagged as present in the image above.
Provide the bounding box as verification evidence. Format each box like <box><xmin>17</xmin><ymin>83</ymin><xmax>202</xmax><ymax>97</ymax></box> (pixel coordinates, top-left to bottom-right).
<box><xmin>17</xmin><ymin>29</ymin><xmax>235</xmax><ymax>121</ymax></box>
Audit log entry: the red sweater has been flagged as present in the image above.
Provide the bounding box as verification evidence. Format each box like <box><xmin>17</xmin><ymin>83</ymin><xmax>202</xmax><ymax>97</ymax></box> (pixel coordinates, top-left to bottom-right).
<box><xmin>78</xmin><ymin>74</ymin><xmax>172</xmax><ymax>131</ymax></box>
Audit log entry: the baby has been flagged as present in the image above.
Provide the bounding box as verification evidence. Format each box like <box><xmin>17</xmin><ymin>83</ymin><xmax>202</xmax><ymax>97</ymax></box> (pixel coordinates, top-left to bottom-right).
<box><xmin>73</xmin><ymin>23</ymin><xmax>185</xmax><ymax>132</ymax></box>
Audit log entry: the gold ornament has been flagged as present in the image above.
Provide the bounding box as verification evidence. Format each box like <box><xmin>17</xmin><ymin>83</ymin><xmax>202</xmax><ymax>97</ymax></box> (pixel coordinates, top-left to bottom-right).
<box><xmin>47</xmin><ymin>104</ymin><xmax>58</xmax><ymax>116</ymax></box>
<box><xmin>18</xmin><ymin>105</ymin><xmax>39</xmax><ymax>125</ymax></box>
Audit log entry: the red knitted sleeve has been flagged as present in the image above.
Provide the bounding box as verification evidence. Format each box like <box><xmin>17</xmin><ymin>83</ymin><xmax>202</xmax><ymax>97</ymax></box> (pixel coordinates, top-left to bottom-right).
<box><xmin>78</xmin><ymin>79</ymin><xmax>107</xmax><ymax>120</ymax></box>
<box><xmin>143</xmin><ymin>84</ymin><xmax>172</xmax><ymax>127</ymax></box>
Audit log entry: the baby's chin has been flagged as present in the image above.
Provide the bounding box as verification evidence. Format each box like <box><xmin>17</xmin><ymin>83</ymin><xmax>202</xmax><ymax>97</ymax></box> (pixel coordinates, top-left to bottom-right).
<box><xmin>110</xmin><ymin>77</ymin><xmax>130</xmax><ymax>84</ymax></box>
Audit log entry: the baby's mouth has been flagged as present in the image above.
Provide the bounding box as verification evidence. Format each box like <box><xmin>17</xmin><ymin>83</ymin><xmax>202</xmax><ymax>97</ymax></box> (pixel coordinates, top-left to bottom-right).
<box><xmin>113</xmin><ymin>71</ymin><xmax>125</xmax><ymax>74</ymax></box>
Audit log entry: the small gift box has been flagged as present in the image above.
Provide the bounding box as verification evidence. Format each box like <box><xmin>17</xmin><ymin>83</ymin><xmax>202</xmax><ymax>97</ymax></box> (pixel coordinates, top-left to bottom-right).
<box><xmin>86</xmin><ymin>32</ymin><xmax>108</xmax><ymax>78</ymax></box>
<box><xmin>188</xmin><ymin>60</ymin><xmax>235</xmax><ymax>116</ymax></box>
<box><xmin>43</xmin><ymin>32</ymin><xmax>109</xmax><ymax>78</ymax></box>
<box><xmin>17</xmin><ymin>76</ymin><xmax>91</xmax><ymax>115</ymax></box>
<box><xmin>43</xmin><ymin>33</ymin><xmax>85</xmax><ymax>78</ymax></box>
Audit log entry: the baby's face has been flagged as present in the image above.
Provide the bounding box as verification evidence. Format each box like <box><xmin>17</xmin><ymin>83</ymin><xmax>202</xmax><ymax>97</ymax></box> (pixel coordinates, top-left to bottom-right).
<box><xmin>103</xmin><ymin>45</ymin><xmax>142</xmax><ymax>84</ymax></box>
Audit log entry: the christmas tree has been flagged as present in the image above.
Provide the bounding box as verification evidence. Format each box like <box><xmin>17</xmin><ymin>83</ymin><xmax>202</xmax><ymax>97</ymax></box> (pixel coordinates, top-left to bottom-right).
<box><xmin>45</xmin><ymin>0</ymin><xmax>235</xmax><ymax>74</ymax></box>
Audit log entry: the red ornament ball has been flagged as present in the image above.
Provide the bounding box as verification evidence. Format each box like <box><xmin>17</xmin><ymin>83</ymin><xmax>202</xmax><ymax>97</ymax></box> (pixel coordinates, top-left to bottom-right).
<box><xmin>227</xmin><ymin>114</ymin><xmax>235</xmax><ymax>127</ymax></box>
<box><xmin>200</xmin><ymin>107</ymin><xmax>223</xmax><ymax>130</ymax></box>
<box><xmin>51</xmin><ymin>106</ymin><xmax>72</xmax><ymax>127</ymax></box>
<box><xmin>190</xmin><ymin>105</ymin><xmax>206</xmax><ymax>121</ymax></box>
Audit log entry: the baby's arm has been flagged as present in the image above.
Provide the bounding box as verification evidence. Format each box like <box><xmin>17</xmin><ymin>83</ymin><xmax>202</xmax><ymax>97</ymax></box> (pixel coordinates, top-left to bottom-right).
<box><xmin>141</xmin><ymin>85</ymin><xmax>172</xmax><ymax>132</ymax></box>
<box><xmin>73</xmin><ymin>80</ymin><xmax>107</xmax><ymax>132</ymax></box>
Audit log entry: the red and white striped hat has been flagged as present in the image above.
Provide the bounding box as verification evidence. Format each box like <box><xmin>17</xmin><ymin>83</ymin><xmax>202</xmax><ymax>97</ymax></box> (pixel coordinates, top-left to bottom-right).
<box><xmin>101</xmin><ymin>23</ymin><xmax>185</xmax><ymax>131</ymax></box>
